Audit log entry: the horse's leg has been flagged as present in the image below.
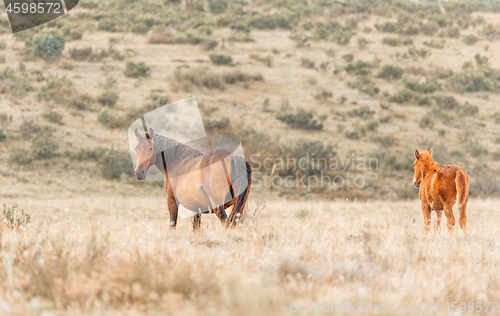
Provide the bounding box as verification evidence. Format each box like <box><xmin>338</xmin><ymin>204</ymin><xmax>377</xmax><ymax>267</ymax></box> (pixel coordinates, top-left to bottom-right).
<box><xmin>434</xmin><ymin>209</ymin><xmax>443</xmax><ymax>233</ymax></box>
<box><xmin>167</xmin><ymin>195</ymin><xmax>178</xmax><ymax>229</ymax></box>
<box><xmin>214</xmin><ymin>205</ymin><xmax>228</xmax><ymax>226</ymax></box>
<box><xmin>193</xmin><ymin>210</ymin><xmax>201</xmax><ymax>231</ymax></box>
<box><xmin>443</xmin><ymin>203</ymin><xmax>456</xmax><ymax>233</ymax></box>
<box><xmin>459</xmin><ymin>201</ymin><xmax>468</xmax><ymax>234</ymax></box>
<box><xmin>421</xmin><ymin>202</ymin><xmax>432</xmax><ymax>232</ymax></box>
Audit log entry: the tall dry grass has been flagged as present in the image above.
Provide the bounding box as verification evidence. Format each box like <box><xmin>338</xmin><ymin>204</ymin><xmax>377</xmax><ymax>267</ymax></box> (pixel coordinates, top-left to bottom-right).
<box><xmin>0</xmin><ymin>197</ymin><xmax>499</xmax><ymax>315</ymax></box>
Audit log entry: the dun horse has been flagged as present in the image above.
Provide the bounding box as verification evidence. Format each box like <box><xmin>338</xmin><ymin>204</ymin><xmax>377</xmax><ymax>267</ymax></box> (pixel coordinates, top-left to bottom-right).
<box><xmin>412</xmin><ymin>149</ymin><xmax>469</xmax><ymax>233</ymax></box>
<box><xmin>134</xmin><ymin>128</ymin><xmax>252</xmax><ymax>229</ymax></box>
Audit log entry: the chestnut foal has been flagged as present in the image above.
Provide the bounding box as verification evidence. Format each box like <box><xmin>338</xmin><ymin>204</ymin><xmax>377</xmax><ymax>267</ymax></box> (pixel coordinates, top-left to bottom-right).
<box><xmin>413</xmin><ymin>149</ymin><xmax>469</xmax><ymax>233</ymax></box>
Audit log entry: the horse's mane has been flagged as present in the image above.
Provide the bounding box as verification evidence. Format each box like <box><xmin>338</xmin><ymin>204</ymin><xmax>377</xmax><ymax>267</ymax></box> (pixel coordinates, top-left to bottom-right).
<box><xmin>153</xmin><ymin>133</ymin><xmax>203</xmax><ymax>171</ymax></box>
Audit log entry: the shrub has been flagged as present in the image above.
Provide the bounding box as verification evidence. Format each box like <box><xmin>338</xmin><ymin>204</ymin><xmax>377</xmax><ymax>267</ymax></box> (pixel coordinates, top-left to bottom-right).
<box><xmin>0</xmin><ymin>128</ymin><xmax>6</xmax><ymax>142</ymax></box>
<box><xmin>228</xmin><ymin>31</ymin><xmax>253</xmax><ymax>43</ymax></box>
<box><xmin>204</xmin><ymin>117</ymin><xmax>231</xmax><ymax>133</ymax></box>
<box><xmin>433</xmin><ymin>95</ymin><xmax>459</xmax><ymax>110</ymax></box>
<box><xmin>99</xmin><ymin>149</ymin><xmax>133</xmax><ymax>180</ymax></box>
<box><xmin>331</xmin><ymin>30</ymin><xmax>351</xmax><ymax>45</ymax></box>
<box><xmin>32</xmin><ymin>126</ymin><xmax>58</xmax><ymax>159</ymax></box>
<box><xmin>419</xmin><ymin>113</ymin><xmax>434</xmax><ymax>129</ymax></box>
<box><xmin>173</xmin><ymin>69</ymin><xmax>263</xmax><ymax>91</ymax></box>
<box><xmin>41</xmin><ymin>110</ymin><xmax>64</xmax><ymax>125</ymax></box>
<box><xmin>408</xmin><ymin>46</ymin><xmax>430</xmax><ymax>59</ymax></box>
<box><xmin>300</xmin><ymin>58</ymin><xmax>315</xmax><ymax>69</ymax></box>
<box><xmin>97</xmin><ymin>110</ymin><xmax>126</xmax><ymax>129</ymax></box>
<box><xmin>276</xmin><ymin>109</ymin><xmax>323</xmax><ymax>130</ymax></box>
<box><xmin>420</xmin><ymin>21</ymin><xmax>439</xmax><ymax>35</ymax></box>
<box><xmin>388</xmin><ymin>89</ymin><xmax>415</xmax><ymax>104</ymax></box>
<box><xmin>345</xmin><ymin>131</ymin><xmax>360</xmax><ymax>139</ymax></box>
<box><xmin>404</xmin><ymin>77</ymin><xmax>439</xmax><ymax>93</ymax></box>
<box><xmin>460</xmin><ymin>102</ymin><xmax>479</xmax><ymax>116</ymax></box>
<box><xmin>257</xmin><ymin>55</ymin><xmax>273</xmax><ymax>67</ymax></box>
<box><xmin>59</xmin><ymin>59</ymin><xmax>74</xmax><ymax>70</ymax></box>
<box><xmin>463</xmin><ymin>34</ymin><xmax>479</xmax><ymax>46</ymax></box>
<box><xmin>435</xmin><ymin>67</ymin><xmax>453</xmax><ymax>79</ymax></box>
<box><xmin>424</xmin><ymin>39</ymin><xmax>444</xmax><ymax>49</ymax></box>
<box><xmin>0</xmin><ymin>40</ymin><xmax>6</xmax><ymax>50</ymax></box>
<box><xmin>2</xmin><ymin>203</ymin><xmax>31</xmax><ymax>228</ymax></box>
<box><xmin>37</xmin><ymin>75</ymin><xmax>77</xmax><ymax>106</ymax></box>
<box><xmin>377</xmin><ymin>65</ymin><xmax>404</xmax><ymax>80</ymax></box>
<box><xmin>209</xmin><ymin>54</ymin><xmax>233</xmax><ymax>66</ymax></box>
<box><xmin>348</xmin><ymin>106</ymin><xmax>375</xmax><ymax>119</ymax></box>
<box><xmin>312</xmin><ymin>87</ymin><xmax>333</xmax><ymax>101</ymax></box>
<box><xmin>19</xmin><ymin>119</ymin><xmax>41</xmax><ymax>139</ymax></box>
<box><xmin>447</xmin><ymin>69</ymin><xmax>497</xmax><ymax>93</ymax></box>
<box><xmin>124</xmin><ymin>61</ymin><xmax>150</xmax><ymax>78</ymax></box>
<box><xmin>32</xmin><ymin>28</ymin><xmax>66</xmax><ymax>61</ymax></box>
<box><xmin>382</xmin><ymin>37</ymin><xmax>400</xmax><ymax>46</ymax></box>
<box><xmin>342</xmin><ymin>54</ymin><xmax>354</xmax><ymax>62</ymax></box>
<box><xmin>347</xmin><ymin>76</ymin><xmax>379</xmax><ymax>96</ymax></box>
<box><xmin>8</xmin><ymin>147</ymin><xmax>34</xmax><ymax>165</ymax></box>
<box><xmin>68</xmin><ymin>47</ymin><xmax>93</xmax><ymax>61</ymax></box>
<box><xmin>447</xmin><ymin>26</ymin><xmax>460</xmax><ymax>38</ymax></box>
<box><xmin>0</xmin><ymin>112</ymin><xmax>10</xmax><ymax>127</ymax></box>
<box><xmin>148</xmin><ymin>34</ymin><xmax>174</xmax><ymax>44</ymax></box>
<box><xmin>376</xmin><ymin>22</ymin><xmax>397</xmax><ymax>33</ymax></box>
<box><xmin>357</xmin><ymin>37</ymin><xmax>368</xmax><ymax>49</ymax></box>
<box><xmin>345</xmin><ymin>61</ymin><xmax>372</xmax><ymax>76</ymax></box>
<box><xmin>373</xmin><ymin>135</ymin><xmax>397</xmax><ymax>147</ymax></box>
<box><xmin>97</xmin><ymin>90</ymin><xmax>119</xmax><ymax>107</ymax></box>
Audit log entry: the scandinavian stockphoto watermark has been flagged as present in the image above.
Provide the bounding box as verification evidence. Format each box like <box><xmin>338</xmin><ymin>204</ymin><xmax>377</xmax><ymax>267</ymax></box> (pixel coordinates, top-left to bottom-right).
<box><xmin>290</xmin><ymin>302</ymin><xmax>440</xmax><ymax>313</ymax></box>
<box><xmin>289</xmin><ymin>301</ymin><xmax>500</xmax><ymax>313</ymax></box>
<box><xmin>250</xmin><ymin>153</ymin><xmax>378</xmax><ymax>192</ymax></box>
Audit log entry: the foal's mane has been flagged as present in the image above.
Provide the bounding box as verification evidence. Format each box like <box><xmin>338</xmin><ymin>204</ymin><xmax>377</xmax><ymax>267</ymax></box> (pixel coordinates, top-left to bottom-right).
<box><xmin>419</xmin><ymin>150</ymin><xmax>439</xmax><ymax>173</ymax></box>
<box><xmin>152</xmin><ymin>133</ymin><xmax>203</xmax><ymax>171</ymax></box>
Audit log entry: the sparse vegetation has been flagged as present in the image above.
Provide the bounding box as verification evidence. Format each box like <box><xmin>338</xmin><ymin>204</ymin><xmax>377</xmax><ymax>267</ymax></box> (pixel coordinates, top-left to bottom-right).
<box><xmin>377</xmin><ymin>64</ymin><xmax>404</xmax><ymax>80</ymax></box>
<box><xmin>276</xmin><ymin>108</ymin><xmax>324</xmax><ymax>131</ymax></box>
<box><xmin>210</xmin><ymin>54</ymin><xmax>233</xmax><ymax>66</ymax></box>
<box><xmin>124</xmin><ymin>61</ymin><xmax>150</xmax><ymax>78</ymax></box>
<box><xmin>32</xmin><ymin>28</ymin><xmax>66</xmax><ymax>61</ymax></box>
<box><xmin>2</xmin><ymin>1</ymin><xmax>500</xmax><ymax>314</ymax></box>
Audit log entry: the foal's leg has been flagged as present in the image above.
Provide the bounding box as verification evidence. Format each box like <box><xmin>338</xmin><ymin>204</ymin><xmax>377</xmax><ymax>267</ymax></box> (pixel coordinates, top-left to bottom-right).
<box><xmin>434</xmin><ymin>210</ymin><xmax>443</xmax><ymax>233</ymax></box>
<box><xmin>167</xmin><ymin>195</ymin><xmax>178</xmax><ymax>229</ymax></box>
<box><xmin>458</xmin><ymin>201</ymin><xmax>468</xmax><ymax>234</ymax></box>
<box><xmin>421</xmin><ymin>202</ymin><xmax>432</xmax><ymax>232</ymax></box>
<box><xmin>443</xmin><ymin>203</ymin><xmax>456</xmax><ymax>233</ymax></box>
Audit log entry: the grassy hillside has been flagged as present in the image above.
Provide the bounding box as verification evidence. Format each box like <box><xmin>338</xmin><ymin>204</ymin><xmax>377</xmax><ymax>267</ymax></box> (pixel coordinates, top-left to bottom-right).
<box><xmin>1</xmin><ymin>0</ymin><xmax>500</xmax><ymax>200</ymax></box>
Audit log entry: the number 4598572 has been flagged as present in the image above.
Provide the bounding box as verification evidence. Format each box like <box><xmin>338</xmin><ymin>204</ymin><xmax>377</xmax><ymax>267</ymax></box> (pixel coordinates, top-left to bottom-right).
<box><xmin>444</xmin><ymin>302</ymin><xmax>498</xmax><ymax>313</ymax></box>
<box><xmin>5</xmin><ymin>2</ymin><xmax>62</xmax><ymax>14</ymax></box>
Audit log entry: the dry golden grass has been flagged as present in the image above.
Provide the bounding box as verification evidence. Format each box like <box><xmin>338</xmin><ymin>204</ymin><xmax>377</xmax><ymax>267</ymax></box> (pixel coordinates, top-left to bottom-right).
<box><xmin>1</xmin><ymin>197</ymin><xmax>499</xmax><ymax>315</ymax></box>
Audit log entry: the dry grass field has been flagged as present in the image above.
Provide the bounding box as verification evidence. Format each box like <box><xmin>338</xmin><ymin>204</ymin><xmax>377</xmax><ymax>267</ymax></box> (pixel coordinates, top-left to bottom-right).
<box><xmin>2</xmin><ymin>0</ymin><xmax>500</xmax><ymax>314</ymax></box>
<box><xmin>0</xmin><ymin>197</ymin><xmax>499</xmax><ymax>315</ymax></box>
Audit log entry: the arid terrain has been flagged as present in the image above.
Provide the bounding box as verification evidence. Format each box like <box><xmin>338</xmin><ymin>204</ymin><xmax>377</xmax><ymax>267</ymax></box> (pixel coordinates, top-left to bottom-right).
<box><xmin>1</xmin><ymin>0</ymin><xmax>500</xmax><ymax>314</ymax></box>
<box><xmin>1</xmin><ymin>198</ymin><xmax>500</xmax><ymax>315</ymax></box>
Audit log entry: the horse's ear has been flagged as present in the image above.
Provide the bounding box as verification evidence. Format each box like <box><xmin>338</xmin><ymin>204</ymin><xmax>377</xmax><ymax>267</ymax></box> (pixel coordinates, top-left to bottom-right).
<box><xmin>148</xmin><ymin>128</ymin><xmax>155</xmax><ymax>140</ymax></box>
<box><xmin>429</xmin><ymin>148</ymin><xmax>433</xmax><ymax>156</ymax></box>
<box><xmin>414</xmin><ymin>149</ymin><xmax>420</xmax><ymax>160</ymax></box>
<box><xmin>134</xmin><ymin>128</ymin><xmax>141</xmax><ymax>140</ymax></box>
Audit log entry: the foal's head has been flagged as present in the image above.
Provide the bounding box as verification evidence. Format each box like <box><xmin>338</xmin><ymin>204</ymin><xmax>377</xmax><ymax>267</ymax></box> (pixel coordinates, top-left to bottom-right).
<box><xmin>134</xmin><ymin>128</ymin><xmax>156</xmax><ymax>180</ymax></box>
<box><xmin>412</xmin><ymin>149</ymin><xmax>438</xmax><ymax>188</ymax></box>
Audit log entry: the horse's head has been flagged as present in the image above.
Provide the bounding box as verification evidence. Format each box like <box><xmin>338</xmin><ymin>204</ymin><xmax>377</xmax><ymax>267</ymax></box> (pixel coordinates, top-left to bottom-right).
<box><xmin>413</xmin><ymin>149</ymin><xmax>435</xmax><ymax>188</ymax></box>
<box><xmin>134</xmin><ymin>127</ymin><xmax>156</xmax><ymax>180</ymax></box>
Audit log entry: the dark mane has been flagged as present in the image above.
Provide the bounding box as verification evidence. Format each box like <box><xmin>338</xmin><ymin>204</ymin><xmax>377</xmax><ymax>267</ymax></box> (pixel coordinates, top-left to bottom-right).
<box><xmin>152</xmin><ymin>133</ymin><xmax>203</xmax><ymax>173</ymax></box>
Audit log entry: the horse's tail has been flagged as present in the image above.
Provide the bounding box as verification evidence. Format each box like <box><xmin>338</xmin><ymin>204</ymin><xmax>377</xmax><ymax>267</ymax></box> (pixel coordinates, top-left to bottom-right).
<box><xmin>456</xmin><ymin>169</ymin><xmax>469</xmax><ymax>206</ymax></box>
<box><xmin>227</xmin><ymin>156</ymin><xmax>252</xmax><ymax>227</ymax></box>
